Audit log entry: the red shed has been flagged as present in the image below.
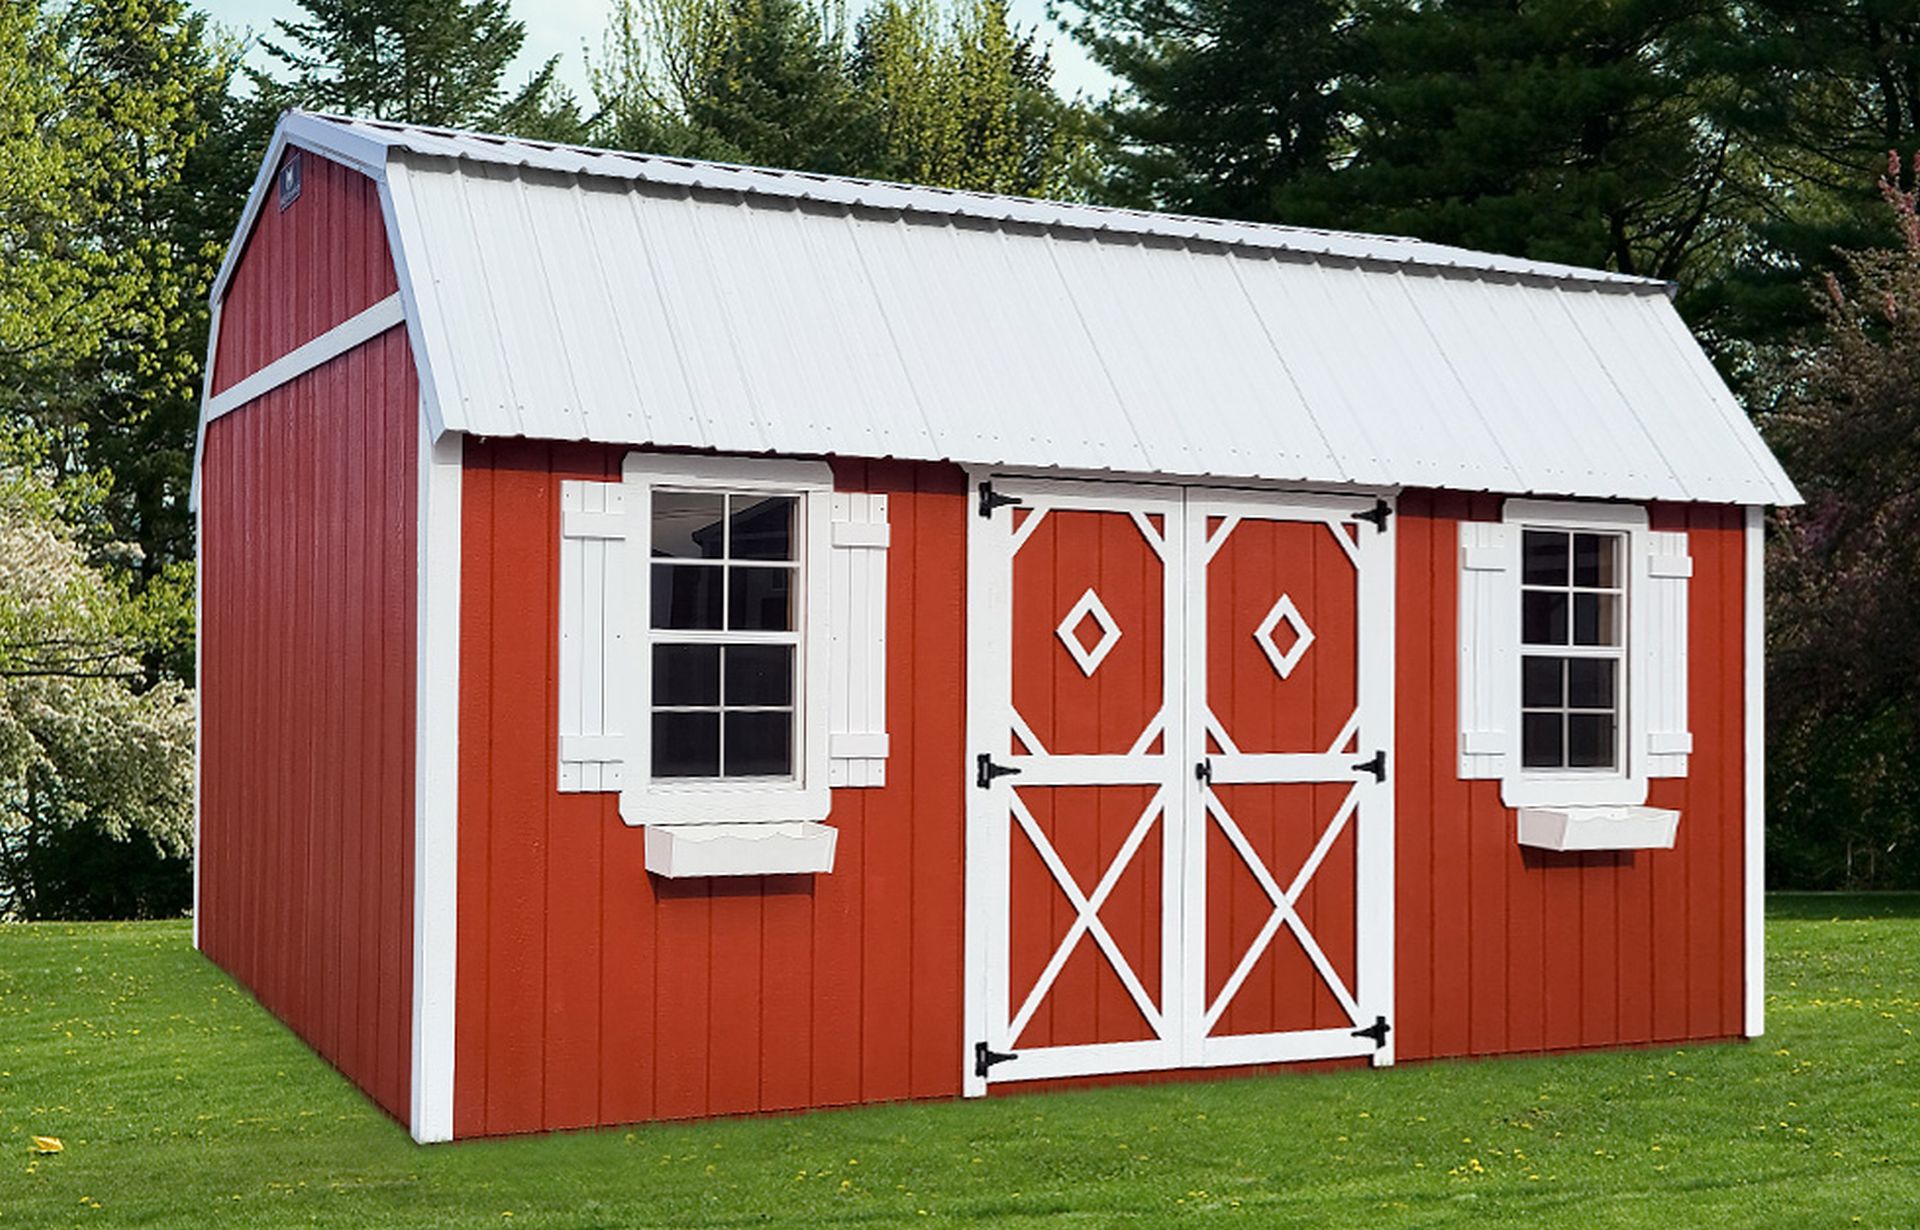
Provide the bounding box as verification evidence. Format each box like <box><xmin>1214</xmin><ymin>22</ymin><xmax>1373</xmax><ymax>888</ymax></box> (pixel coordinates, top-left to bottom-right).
<box><xmin>193</xmin><ymin>112</ymin><xmax>1800</xmax><ymax>1143</ymax></box>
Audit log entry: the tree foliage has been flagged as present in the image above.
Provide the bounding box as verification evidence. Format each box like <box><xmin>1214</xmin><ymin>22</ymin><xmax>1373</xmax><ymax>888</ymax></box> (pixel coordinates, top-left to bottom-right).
<box><xmin>1760</xmin><ymin>159</ymin><xmax>1920</xmax><ymax>889</ymax></box>
<box><xmin>1060</xmin><ymin>0</ymin><xmax>1351</xmax><ymax>217</ymax></box>
<box><xmin>592</xmin><ymin>0</ymin><xmax>1095</xmax><ymax>195</ymax></box>
<box><xmin>0</xmin><ymin>429</ymin><xmax>194</xmax><ymax>920</ymax></box>
<box><xmin>255</xmin><ymin>0</ymin><xmax>585</xmax><ymax>138</ymax></box>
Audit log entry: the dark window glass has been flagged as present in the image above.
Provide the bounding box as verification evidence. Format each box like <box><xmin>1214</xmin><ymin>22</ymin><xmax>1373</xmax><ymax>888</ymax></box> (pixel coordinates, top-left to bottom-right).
<box><xmin>652</xmin><ymin>492</ymin><xmax>726</xmax><ymax>559</ymax></box>
<box><xmin>1521</xmin><ymin>591</ymin><xmax>1568</xmax><ymax>646</ymax></box>
<box><xmin>1522</xmin><ymin>656</ymin><xmax>1563</xmax><ymax>708</ymax></box>
<box><xmin>724</xmin><ymin>644</ymin><xmax>793</xmax><ymax>706</ymax></box>
<box><xmin>729</xmin><ymin>495</ymin><xmax>797</xmax><ymax>561</ymax></box>
<box><xmin>1522</xmin><ymin>712</ymin><xmax>1564</xmax><ymax>769</ymax></box>
<box><xmin>724</xmin><ymin>711</ymin><xmax>793</xmax><ymax>777</ymax></box>
<box><xmin>1567</xmin><ymin>713</ymin><xmax>1617</xmax><ymax>768</ymax></box>
<box><xmin>729</xmin><ymin>566</ymin><xmax>793</xmax><ymax>631</ymax></box>
<box><xmin>1566</xmin><ymin>658</ymin><xmax>1615</xmax><ymax>710</ymax></box>
<box><xmin>1572</xmin><ymin>533</ymin><xmax>1618</xmax><ymax>588</ymax></box>
<box><xmin>654</xmin><ymin>644</ymin><xmax>720</xmax><ymax>706</ymax></box>
<box><xmin>1572</xmin><ymin>593</ymin><xmax>1620</xmax><ymax>647</ymax></box>
<box><xmin>654</xmin><ymin>711</ymin><xmax>720</xmax><ymax>777</ymax></box>
<box><xmin>1522</xmin><ymin>530</ymin><xmax>1569</xmax><ymax>586</ymax></box>
<box><xmin>652</xmin><ymin>563</ymin><xmax>723</xmax><ymax>630</ymax></box>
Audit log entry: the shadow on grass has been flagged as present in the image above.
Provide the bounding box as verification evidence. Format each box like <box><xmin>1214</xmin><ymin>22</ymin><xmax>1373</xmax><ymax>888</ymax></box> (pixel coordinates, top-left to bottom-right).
<box><xmin>1768</xmin><ymin>891</ymin><xmax>1920</xmax><ymax>921</ymax></box>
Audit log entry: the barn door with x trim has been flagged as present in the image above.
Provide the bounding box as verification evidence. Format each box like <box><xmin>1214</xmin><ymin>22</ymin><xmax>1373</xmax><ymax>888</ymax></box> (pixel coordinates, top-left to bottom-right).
<box><xmin>965</xmin><ymin>478</ymin><xmax>1187</xmax><ymax>1086</ymax></box>
<box><xmin>1183</xmin><ymin>490</ymin><xmax>1395</xmax><ymax>1070</ymax></box>
<box><xmin>965</xmin><ymin>478</ymin><xmax>1394</xmax><ymax>1093</ymax></box>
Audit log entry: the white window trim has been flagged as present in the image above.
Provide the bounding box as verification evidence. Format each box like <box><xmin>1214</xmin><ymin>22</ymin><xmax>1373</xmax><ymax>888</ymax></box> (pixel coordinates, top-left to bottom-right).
<box><xmin>1500</xmin><ymin>499</ymin><xmax>1651</xmax><ymax>809</ymax></box>
<box><xmin>616</xmin><ymin>453</ymin><xmax>834</xmax><ymax>827</ymax></box>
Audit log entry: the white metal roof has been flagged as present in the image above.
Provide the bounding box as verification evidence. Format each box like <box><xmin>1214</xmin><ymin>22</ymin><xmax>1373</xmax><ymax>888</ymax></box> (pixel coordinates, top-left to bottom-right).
<box><xmin>206</xmin><ymin>111</ymin><xmax>1801</xmax><ymax>506</ymax></box>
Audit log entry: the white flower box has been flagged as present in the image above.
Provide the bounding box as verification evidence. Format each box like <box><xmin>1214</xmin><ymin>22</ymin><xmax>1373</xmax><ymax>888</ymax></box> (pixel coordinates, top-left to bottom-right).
<box><xmin>645</xmin><ymin>821</ymin><xmax>838</xmax><ymax>877</ymax></box>
<box><xmin>1516</xmin><ymin>805</ymin><xmax>1679</xmax><ymax>852</ymax></box>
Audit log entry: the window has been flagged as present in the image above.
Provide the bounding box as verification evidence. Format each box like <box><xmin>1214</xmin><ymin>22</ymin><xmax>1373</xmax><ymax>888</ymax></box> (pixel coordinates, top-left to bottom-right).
<box><xmin>1458</xmin><ymin>499</ymin><xmax>1693</xmax><ymax>811</ymax></box>
<box><xmin>650</xmin><ymin>491</ymin><xmax>802</xmax><ymax>780</ymax></box>
<box><xmin>1519</xmin><ymin>529</ymin><xmax>1624</xmax><ymax>772</ymax></box>
<box><xmin>619</xmin><ymin>454</ymin><xmax>834</xmax><ymax>828</ymax></box>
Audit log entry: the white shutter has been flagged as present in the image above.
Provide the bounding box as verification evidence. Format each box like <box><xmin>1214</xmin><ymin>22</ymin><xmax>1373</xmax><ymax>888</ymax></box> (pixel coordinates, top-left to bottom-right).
<box><xmin>558</xmin><ymin>480</ymin><xmax>628</xmax><ymax>792</ymax></box>
<box><xmin>1642</xmin><ymin>530</ymin><xmax>1693</xmax><ymax>778</ymax></box>
<box><xmin>1458</xmin><ymin>521</ymin><xmax>1517</xmax><ymax>779</ymax></box>
<box><xmin>828</xmin><ymin>493</ymin><xmax>890</xmax><ymax>787</ymax></box>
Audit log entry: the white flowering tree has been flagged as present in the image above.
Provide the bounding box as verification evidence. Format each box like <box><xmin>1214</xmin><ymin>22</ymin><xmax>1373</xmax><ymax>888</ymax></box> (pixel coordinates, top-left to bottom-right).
<box><xmin>0</xmin><ymin>433</ymin><xmax>193</xmax><ymax>919</ymax></box>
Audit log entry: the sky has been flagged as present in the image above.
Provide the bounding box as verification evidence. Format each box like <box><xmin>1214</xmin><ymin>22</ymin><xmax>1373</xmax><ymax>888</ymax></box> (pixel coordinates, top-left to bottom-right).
<box><xmin>193</xmin><ymin>0</ymin><xmax>1120</xmax><ymax>110</ymax></box>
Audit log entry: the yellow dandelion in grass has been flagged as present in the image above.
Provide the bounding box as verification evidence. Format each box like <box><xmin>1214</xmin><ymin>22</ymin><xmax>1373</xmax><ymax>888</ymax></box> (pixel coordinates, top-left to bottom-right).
<box><xmin>31</xmin><ymin>1136</ymin><xmax>63</xmax><ymax>1155</ymax></box>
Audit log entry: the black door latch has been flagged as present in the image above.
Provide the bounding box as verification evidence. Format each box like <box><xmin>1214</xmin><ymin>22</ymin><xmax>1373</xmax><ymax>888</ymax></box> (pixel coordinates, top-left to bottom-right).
<box><xmin>1195</xmin><ymin>758</ymin><xmax>1213</xmax><ymax>785</ymax></box>
<box><xmin>1351</xmin><ymin>749</ymin><xmax>1387</xmax><ymax>783</ymax></box>
<box><xmin>1352</xmin><ymin>1015</ymin><xmax>1391</xmax><ymax>1049</ymax></box>
<box><xmin>976</xmin><ymin>753</ymin><xmax>1022</xmax><ymax>789</ymax></box>
<box><xmin>974</xmin><ymin>1041</ymin><xmax>1018</xmax><ymax>1078</ymax></box>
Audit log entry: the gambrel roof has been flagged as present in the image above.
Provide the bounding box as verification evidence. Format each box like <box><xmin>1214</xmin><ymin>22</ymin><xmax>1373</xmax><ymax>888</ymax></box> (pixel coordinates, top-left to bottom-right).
<box><xmin>203</xmin><ymin>111</ymin><xmax>1800</xmax><ymax>507</ymax></box>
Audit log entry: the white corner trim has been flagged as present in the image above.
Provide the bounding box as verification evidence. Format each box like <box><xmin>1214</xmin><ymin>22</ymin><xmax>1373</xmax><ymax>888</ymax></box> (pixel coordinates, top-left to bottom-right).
<box><xmin>203</xmin><ymin>294</ymin><xmax>405</xmax><ymax>423</ymax></box>
<box><xmin>191</xmin><ymin>452</ymin><xmax>205</xmax><ymax>950</ymax></box>
<box><xmin>410</xmin><ymin>425</ymin><xmax>462</xmax><ymax>1143</ymax></box>
<box><xmin>1744</xmin><ymin>505</ymin><xmax>1765</xmax><ymax>1037</ymax></box>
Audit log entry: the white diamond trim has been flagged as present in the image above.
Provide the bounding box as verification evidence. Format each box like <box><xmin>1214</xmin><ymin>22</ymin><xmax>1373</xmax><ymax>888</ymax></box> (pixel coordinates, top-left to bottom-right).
<box><xmin>1056</xmin><ymin>587</ymin><xmax>1122</xmax><ymax>677</ymax></box>
<box><xmin>1253</xmin><ymin>593</ymin><xmax>1315</xmax><ymax>679</ymax></box>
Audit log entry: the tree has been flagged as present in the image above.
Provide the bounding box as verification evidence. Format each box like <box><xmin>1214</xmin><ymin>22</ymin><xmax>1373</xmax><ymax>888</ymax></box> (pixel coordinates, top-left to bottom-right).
<box><xmin>594</xmin><ymin>0</ymin><xmax>871</xmax><ymax>170</ymax></box>
<box><xmin>10</xmin><ymin>0</ymin><xmax>242</xmax><ymax>683</ymax></box>
<box><xmin>256</xmin><ymin>0</ymin><xmax>586</xmax><ymax>138</ymax></box>
<box><xmin>0</xmin><ymin>428</ymin><xmax>194</xmax><ymax>920</ymax></box>
<box><xmin>1760</xmin><ymin>156</ymin><xmax>1920</xmax><ymax>889</ymax></box>
<box><xmin>1275</xmin><ymin>1</ymin><xmax>1762</xmax><ymax>293</ymax></box>
<box><xmin>1058</xmin><ymin>0</ymin><xmax>1351</xmax><ymax>217</ymax></box>
<box><xmin>591</xmin><ymin>0</ymin><xmax>1096</xmax><ymax>194</ymax></box>
<box><xmin>853</xmin><ymin>0</ymin><xmax>1096</xmax><ymax>196</ymax></box>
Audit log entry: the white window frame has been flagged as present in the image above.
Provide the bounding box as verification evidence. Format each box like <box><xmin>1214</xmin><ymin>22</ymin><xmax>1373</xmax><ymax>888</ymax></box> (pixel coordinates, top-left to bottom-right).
<box><xmin>617</xmin><ymin>454</ymin><xmax>833</xmax><ymax>827</ymax></box>
<box><xmin>1500</xmin><ymin>500</ymin><xmax>1650</xmax><ymax>809</ymax></box>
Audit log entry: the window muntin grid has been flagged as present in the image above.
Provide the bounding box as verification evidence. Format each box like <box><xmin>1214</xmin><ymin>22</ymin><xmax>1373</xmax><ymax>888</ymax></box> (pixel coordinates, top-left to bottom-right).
<box><xmin>1519</xmin><ymin>528</ymin><xmax>1625</xmax><ymax>772</ymax></box>
<box><xmin>649</xmin><ymin>491</ymin><xmax>800</xmax><ymax>780</ymax></box>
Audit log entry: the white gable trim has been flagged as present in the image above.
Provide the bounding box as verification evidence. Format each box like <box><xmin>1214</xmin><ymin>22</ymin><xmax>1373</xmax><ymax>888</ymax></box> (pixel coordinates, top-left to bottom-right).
<box><xmin>202</xmin><ymin>294</ymin><xmax>404</xmax><ymax>422</ymax></box>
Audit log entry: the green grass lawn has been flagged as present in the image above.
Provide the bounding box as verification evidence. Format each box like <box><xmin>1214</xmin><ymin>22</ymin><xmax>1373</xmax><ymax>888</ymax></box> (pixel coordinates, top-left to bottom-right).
<box><xmin>3</xmin><ymin>896</ymin><xmax>1917</xmax><ymax>1228</ymax></box>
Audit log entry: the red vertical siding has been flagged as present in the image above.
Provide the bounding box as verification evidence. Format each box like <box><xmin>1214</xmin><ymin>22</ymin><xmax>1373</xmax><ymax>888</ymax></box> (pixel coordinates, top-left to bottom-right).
<box><xmin>1393</xmin><ymin>492</ymin><xmax>1748</xmax><ymax>1060</ymax></box>
<box><xmin>453</xmin><ymin>447</ymin><xmax>968</xmax><ymax>1137</ymax></box>
<box><xmin>198</xmin><ymin>326</ymin><xmax>418</xmax><ymax>1122</ymax></box>
<box><xmin>212</xmin><ymin>150</ymin><xmax>398</xmax><ymax>395</ymax></box>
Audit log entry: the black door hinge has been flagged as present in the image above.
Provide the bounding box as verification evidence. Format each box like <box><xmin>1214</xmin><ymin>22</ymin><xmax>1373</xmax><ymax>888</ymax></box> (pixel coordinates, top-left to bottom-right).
<box><xmin>978</xmin><ymin>481</ymin><xmax>1023</xmax><ymax>518</ymax></box>
<box><xmin>1352</xmin><ymin>1015</ymin><xmax>1391</xmax><ymax>1049</ymax></box>
<box><xmin>974</xmin><ymin>1040</ymin><xmax>1018</xmax><ymax>1078</ymax></box>
<box><xmin>1195</xmin><ymin>758</ymin><xmax>1212</xmax><ymax>785</ymax></box>
<box><xmin>1352</xmin><ymin>749</ymin><xmax>1387</xmax><ymax>783</ymax></box>
<box><xmin>1355</xmin><ymin>498</ymin><xmax>1392</xmax><ymax>533</ymax></box>
<box><xmin>976</xmin><ymin>753</ymin><xmax>1022</xmax><ymax>789</ymax></box>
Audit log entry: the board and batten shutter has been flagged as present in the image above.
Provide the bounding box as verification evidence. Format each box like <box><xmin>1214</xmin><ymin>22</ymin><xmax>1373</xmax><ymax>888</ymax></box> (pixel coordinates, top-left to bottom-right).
<box><xmin>558</xmin><ymin>480</ymin><xmax>630</xmax><ymax>791</ymax></box>
<box><xmin>1457</xmin><ymin>521</ymin><xmax>1517</xmax><ymax>779</ymax></box>
<box><xmin>827</xmin><ymin>493</ymin><xmax>891</xmax><ymax>786</ymax></box>
<box><xmin>556</xmin><ymin>478</ymin><xmax>892</xmax><ymax>793</ymax></box>
<box><xmin>1642</xmin><ymin>530</ymin><xmax>1692</xmax><ymax>778</ymax></box>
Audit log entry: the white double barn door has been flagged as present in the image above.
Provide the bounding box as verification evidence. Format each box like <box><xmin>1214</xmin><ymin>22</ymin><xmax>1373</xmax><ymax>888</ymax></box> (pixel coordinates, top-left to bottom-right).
<box><xmin>964</xmin><ymin>477</ymin><xmax>1395</xmax><ymax>1091</ymax></box>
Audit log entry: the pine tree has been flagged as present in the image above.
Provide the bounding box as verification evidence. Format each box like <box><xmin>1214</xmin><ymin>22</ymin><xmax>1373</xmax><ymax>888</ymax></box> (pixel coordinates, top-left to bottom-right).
<box><xmin>1062</xmin><ymin>0</ymin><xmax>1351</xmax><ymax>217</ymax></box>
<box><xmin>257</xmin><ymin>0</ymin><xmax>585</xmax><ymax>138</ymax></box>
